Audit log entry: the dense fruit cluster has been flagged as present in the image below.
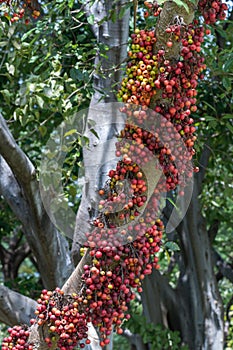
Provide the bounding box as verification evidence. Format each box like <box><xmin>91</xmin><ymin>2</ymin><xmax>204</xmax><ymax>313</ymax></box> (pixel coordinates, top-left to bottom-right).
<box><xmin>144</xmin><ymin>1</ymin><xmax>162</xmax><ymax>18</ymax></box>
<box><xmin>2</xmin><ymin>325</ymin><xmax>33</xmax><ymax>350</ymax></box>
<box><xmin>119</xmin><ymin>29</ymin><xmax>158</xmax><ymax>107</ymax></box>
<box><xmin>198</xmin><ymin>0</ymin><xmax>227</xmax><ymax>23</ymax></box>
<box><xmin>0</xmin><ymin>0</ymin><xmax>40</xmax><ymax>23</ymax></box>
<box><xmin>82</xmin><ymin>221</ymin><xmax>162</xmax><ymax>345</ymax></box>
<box><xmin>117</xmin><ymin>23</ymin><xmax>204</xmax><ymax>190</ymax></box>
<box><xmin>80</xmin><ymin>165</ymin><xmax>163</xmax><ymax>343</ymax></box>
<box><xmin>35</xmin><ymin>288</ymin><xmax>90</xmax><ymax>349</ymax></box>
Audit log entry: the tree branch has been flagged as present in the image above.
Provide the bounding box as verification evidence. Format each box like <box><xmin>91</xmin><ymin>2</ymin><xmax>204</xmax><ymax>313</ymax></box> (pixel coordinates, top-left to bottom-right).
<box><xmin>0</xmin><ymin>123</ymin><xmax>73</xmax><ymax>289</ymax></box>
<box><xmin>0</xmin><ymin>238</ymin><xmax>31</xmax><ymax>281</ymax></box>
<box><xmin>142</xmin><ymin>270</ymin><xmax>177</xmax><ymax>328</ymax></box>
<box><xmin>0</xmin><ymin>285</ymin><xmax>36</xmax><ymax>326</ymax></box>
<box><xmin>27</xmin><ymin>250</ymin><xmax>100</xmax><ymax>350</ymax></box>
<box><xmin>0</xmin><ymin>156</ymin><xmax>31</xmax><ymax>229</ymax></box>
<box><xmin>0</xmin><ymin>114</ymin><xmax>36</xmax><ymax>191</ymax></box>
<box><xmin>174</xmin><ymin>179</ymin><xmax>224</xmax><ymax>349</ymax></box>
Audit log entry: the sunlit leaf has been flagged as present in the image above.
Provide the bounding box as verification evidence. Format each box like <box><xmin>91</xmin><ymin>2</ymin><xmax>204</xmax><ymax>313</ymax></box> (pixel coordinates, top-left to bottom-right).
<box><xmin>164</xmin><ymin>241</ymin><xmax>180</xmax><ymax>252</ymax></box>
<box><xmin>87</xmin><ymin>14</ymin><xmax>95</xmax><ymax>25</ymax></box>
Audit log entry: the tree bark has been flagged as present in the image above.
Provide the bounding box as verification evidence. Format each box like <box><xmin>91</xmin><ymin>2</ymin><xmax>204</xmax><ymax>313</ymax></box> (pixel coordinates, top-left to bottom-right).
<box><xmin>72</xmin><ymin>0</ymin><xmax>130</xmax><ymax>264</ymax></box>
<box><xmin>0</xmin><ymin>116</ymin><xmax>74</xmax><ymax>289</ymax></box>
<box><xmin>142</xmin><ymin>176</ymin><xmax>224</xmax><ymax>350</ymax></box>
<box><xmin>176</xmin><ymin>177</ymin><xmax>223</xmax><ymax>349</ymax></box>
<box><xmin>0</xmin><ymin>285</ymin><xmax>36</xmax><ymax>326</ymax></box>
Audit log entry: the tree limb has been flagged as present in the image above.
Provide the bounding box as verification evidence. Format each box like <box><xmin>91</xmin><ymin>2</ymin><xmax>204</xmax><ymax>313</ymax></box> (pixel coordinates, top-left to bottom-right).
<box><xmin>0</xmin><ymin>123</ymin><xmax>73</xmax><ymax>289</ymax></box>
<box><xmin>0</xmin><ymin>156</ymin><xmax>31</xmax><ymax>229</ymax></box>
<box><xmin>142</xmin><ymin>270</ymin><xmax>177</xmax><ymax>328</ymax></box>
<box><xmin>0</xmin><ymin>285</ymin><xmax>36</xmax><ymax>326</ymax></box>
<box><xmin>0</xmin><ymin>239</ymin><xmax>31</xmax><ymax>281</ymax></box>
<box><xmin>174</xmin><ymin>179</ymin><xmax>224</xmax><ymax>349</ymax></box>
<box><xmin>0</xmin><ymin>114</ymin><xmax>36</xmax><ymax>191</ymax></box>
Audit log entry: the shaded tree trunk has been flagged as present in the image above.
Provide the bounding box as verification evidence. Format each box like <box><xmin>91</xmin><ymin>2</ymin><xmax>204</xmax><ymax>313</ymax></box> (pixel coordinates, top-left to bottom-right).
<box><xmin>142</xmin><ymin>173</ymin><xmax>224</xmax><ymax>349</ymax></box>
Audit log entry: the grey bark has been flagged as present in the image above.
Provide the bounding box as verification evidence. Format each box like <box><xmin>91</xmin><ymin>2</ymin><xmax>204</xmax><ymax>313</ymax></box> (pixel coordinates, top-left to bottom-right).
<box><xmin>142</xmin><ymin>175</ymin><xmax>224</xmax><ymax>350</ymax></box>
<box><xmin>0</xmin><ymin>285</ymin><xmax>36</xmax><ymax>326</ymax></box>
<box><xmin>177</xmin><ymin>176</ymin><xmax>223</xmax><ymax>349</ymax></box>
<box><xmin>0</xmin><ymin>115</ymin><xmax>74</xmax><ymax>289</ymax></box>
<box><xmin>72</xmin><ymin>0</ymin><xmax>130</xmax><ymax>264</ymax></box>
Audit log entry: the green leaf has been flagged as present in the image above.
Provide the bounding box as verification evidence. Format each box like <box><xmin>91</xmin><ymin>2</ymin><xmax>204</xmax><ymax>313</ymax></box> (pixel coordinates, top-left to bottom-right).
<box><xmin>164</xmin><ymin>241</ymin><xmax>180</xmax><ymax>252</ymax></box>
<box><xmin>21</xmin><ymin>27</ymin><xmax>37</xmax><ymax>41</ymax></box>
<box><xmin>119</xmin><ymin>2</ymin><xmax>132</xmax><ymax>19</ymax></box>
<box><xmin>12</xmin><ymin>40</ymin><xmax>21</xmax><ymax>50</ymax></box>
<box><xmin>222</xmin><ymin>114</ymin><xmax>233</xmax><ymax>120</ymax></box>
<box><xmin>36</xmin><ymin>95</ymin><xmax>44</xmax><ymax>109</ymax></box>
<box><xmin>226</xmin><ymin>122</ymin><xmax>233</xmax><ymax>134</ymax></box>
<box><xmin>167</xmin><ymin>197</ymin><xmax>178</xmax><ymax>209</ymax></box>
<box><xmin>215</xmin><ymin>26</ymin><xmax>228</xmax><ymax>39</ymax></box>
<box><xmin>7</xmin><ymin>25</ymin><xmax>15</xmax><ymax>38</ymax></box>
<box><xmin>68</xmin><ymin>0</ymin><xmax>74</xmax><ymax>8</ymax></box>
<box><xmin>211</xmin><ymin>200</ymin><xmax>221</xmax><ymax>207</ymax></box>
<box><xmin>29</xmin><ymin>55</ymin><xmax>39</xmax><ymax>64</ymax></box>
<box><xmin>110</xmin><ymin>10</ymin><xmax>117</xmax><ymax>23</ymax></box>
<box><xmin>68</xmin><ymin>185</ymin><xmax>77</xmax><ymax>197</ymax></box>
<box><xmin>0</xmin><ymin>41</ymin><xmax>8</xmax><ymax>47</ymax></box>
<box><xmin>90</xmin><ymin>128</ymin><xmax>99</xmax><ymax>139</ymax></box>
<box><xmin>223</xmin><ymin>57</ymin><xmax>233</xmax><ymax>72</ymax></box>
<box><xmin>165</xmin><ymin>249</ymin><xmax>171</xmax><ymax>264</ymax></box>
<box><xmin>39</xmin><ymin>125</ymin><xmax>47</xmax><ymax>137</ymax></box>
<box><xmin>173</xmin><ymin>0</ymin><xmax>189</xmax><ymax>12</ymax></box>
<box><xmin>70</xmin><ymin>68</ymin><xmax>83</xmax><ymax>81</ymax></box>
<box><xmin>5</xmin><ymin>63</ymin><xmax>15</xmax><ymax>76</ymax></box>
<box><xmin>87</xmin><ymin>14</ymin><xmax>95</xmax><ymax>26</ymax></box>
<box><xmin>204</xmin><ymin>115</ymin><xmax>217</xmax><ymax>121</ymax></box>
<box><xmin>64</xmin><ymin>129</ymin><xmax>77</xmax><ymax>137</ymax></box>
<box><xmin>203</xmin><ymin>101</ymin><xmax>217</xmax><ymax>112</ymax></box>
<box><xmin>222</xmin><ymin>77</ymin><xmax>231</xmax><ymax>90</ymax></box>
<box><xmin>0</xmin><ymin>89</ymin><xmax>11</xmax><ymax>104</ymax></box>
